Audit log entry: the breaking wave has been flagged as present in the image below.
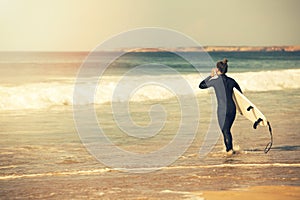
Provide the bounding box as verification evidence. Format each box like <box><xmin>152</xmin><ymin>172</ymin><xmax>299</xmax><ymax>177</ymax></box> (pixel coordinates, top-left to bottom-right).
<box><xmin>0</xmin><ymin>69</ymin><xmax>299</xmax><ymax>110</ymax></box>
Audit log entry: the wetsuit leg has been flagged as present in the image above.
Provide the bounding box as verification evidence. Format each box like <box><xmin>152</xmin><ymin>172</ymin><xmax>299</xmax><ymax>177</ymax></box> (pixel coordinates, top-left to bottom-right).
<box><xmin>218</xmin><ymin>110</ymin><xmax>236</xmax><ymax>152</ymax></box>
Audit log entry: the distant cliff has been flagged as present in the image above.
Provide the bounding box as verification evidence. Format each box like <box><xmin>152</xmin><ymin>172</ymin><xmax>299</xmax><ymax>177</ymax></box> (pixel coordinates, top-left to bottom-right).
<box><xmin>203</xmin><ymin>46</ymin><xmax>300</xmax><ymax>52</ymax></box>
<box><xmin>123</xmin><ymin>46</ymin><xmax>300</xmax><ymax>52</ymax></box>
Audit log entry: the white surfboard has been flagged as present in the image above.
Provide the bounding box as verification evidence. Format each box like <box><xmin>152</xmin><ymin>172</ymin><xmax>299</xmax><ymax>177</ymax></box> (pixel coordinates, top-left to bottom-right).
<box><xmin>233</xmin><ymin>87</ymin><xmax>268</xmax><ymax>127</ymax></box>
<box><xmin>232</xmin><ymin>87</ymin><xmax>273</xmax><ymax>153</ymax></box>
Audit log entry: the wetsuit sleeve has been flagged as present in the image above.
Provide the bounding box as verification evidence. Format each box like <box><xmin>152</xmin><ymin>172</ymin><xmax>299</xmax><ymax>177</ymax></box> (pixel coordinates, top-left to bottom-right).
<box><xmin>199</xmin><ymin>76</ymin><xmax>214</xmax><ymax>89</ymax></box>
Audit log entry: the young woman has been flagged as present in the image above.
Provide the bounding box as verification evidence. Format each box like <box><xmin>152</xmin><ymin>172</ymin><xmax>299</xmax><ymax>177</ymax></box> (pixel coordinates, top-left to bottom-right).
<box><xmin>199</xmin><ymin>59</ymin><xmax>242</xmax><ymax>155</ymax></box>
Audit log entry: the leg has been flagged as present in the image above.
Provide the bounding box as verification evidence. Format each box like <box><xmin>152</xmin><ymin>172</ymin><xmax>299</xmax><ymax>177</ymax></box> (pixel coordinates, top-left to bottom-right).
<box><xmin>220</xmin><ymin>112</ymin><xmax>235</xmax><ymax>152</ymax></box>
<box><xmin>222</xmin><ymin>122</ymin><xmax>233</xmax><ymax>152</ymax></box>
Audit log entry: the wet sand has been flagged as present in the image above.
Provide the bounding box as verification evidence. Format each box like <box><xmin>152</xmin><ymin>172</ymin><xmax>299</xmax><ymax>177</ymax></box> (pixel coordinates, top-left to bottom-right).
<box><xmin>1</xmin><ymin>166</ymin><xmax>299</xmax><ymax>199</ymax></box>
<box><xmin>203</xmin><ymin>186</ymin><xmax>300</xmax><ymax>200</ymax></box>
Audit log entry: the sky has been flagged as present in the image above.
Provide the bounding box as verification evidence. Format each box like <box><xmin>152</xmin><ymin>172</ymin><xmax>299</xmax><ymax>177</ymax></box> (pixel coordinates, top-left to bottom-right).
<box><xmin>0</xmin><ymin>0</ymin><xmax>299</xmax><ymax>51</ymax></box>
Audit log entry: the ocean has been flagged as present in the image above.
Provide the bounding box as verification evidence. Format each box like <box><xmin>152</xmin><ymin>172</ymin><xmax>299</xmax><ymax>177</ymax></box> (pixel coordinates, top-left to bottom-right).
<box><xmin>0</xmin><ymin>51</ymin><xmax>299</xmax><ymax>199</ymax></box>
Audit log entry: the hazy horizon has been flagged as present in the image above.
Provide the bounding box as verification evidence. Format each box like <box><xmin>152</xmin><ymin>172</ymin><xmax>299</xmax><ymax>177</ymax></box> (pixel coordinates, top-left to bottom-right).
<box><xmin>1</xmin><ymin>0</ymin><xmax>299</xmax><ymax>51</ymax></box>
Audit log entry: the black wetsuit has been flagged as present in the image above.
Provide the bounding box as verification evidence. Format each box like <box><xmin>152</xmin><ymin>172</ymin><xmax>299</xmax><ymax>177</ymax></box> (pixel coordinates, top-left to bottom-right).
<box><xmin>199</xmin><ymin>74</ymin><xmax>242</xmax><ymax>152</ymax></box>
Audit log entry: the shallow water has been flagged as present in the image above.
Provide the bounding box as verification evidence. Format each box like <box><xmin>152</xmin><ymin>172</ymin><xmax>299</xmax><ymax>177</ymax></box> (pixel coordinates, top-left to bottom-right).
<box><xmin>1</xmin><ymin>89</ymin><xmax>299</xmax><ymax>198</ymax></box>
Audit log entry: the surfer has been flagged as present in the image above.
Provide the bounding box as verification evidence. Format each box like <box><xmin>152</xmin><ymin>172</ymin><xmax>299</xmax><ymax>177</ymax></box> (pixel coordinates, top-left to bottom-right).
<box><xmin>199</xmin><ymin>58</ymin><xmax>242</xmax><ymax>156</ymax></box>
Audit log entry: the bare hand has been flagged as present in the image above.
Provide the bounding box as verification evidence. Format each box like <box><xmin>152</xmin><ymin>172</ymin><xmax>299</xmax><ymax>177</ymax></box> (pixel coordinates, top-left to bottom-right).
<box><xmin>211</xmin><ymin>68</ymin><xmax>216</xmax><ymax>77</ymax></box>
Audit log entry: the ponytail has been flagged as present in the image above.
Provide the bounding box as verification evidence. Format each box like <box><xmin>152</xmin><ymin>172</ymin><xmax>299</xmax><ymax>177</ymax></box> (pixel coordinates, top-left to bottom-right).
<box><xmin>216</xmin><ymin>58</ymin><xmax>228</xmax><ymax>74</ymax></box>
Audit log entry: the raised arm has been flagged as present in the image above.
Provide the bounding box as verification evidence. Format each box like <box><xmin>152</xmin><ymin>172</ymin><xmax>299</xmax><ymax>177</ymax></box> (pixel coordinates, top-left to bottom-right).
<box><xmin>199</xmin><ymin>76</ymin><xmax>212</xmax><ymax>89</ymax></box>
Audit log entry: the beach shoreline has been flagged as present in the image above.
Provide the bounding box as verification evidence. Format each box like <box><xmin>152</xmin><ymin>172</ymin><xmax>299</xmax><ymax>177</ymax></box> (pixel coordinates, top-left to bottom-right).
<box><xmin>1</xmin><ymin>167</ymin><xmax>299</xmax><ymax>199</ymax></box>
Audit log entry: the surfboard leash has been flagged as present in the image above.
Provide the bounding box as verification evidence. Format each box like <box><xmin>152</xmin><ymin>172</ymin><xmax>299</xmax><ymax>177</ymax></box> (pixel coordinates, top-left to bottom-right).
<box><xmin>264</xmin><ymin>121</ymin><xmax>273</xmax><ymax>153</ymax></box>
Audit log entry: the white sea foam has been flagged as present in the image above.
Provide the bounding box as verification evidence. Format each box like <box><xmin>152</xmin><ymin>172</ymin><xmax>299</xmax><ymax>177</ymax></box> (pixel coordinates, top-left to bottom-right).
<box><xmin>162</xmin><ymin>163</ymin><xmax>300</xmax><ymax>169</ymax></box>
<box><xmin>160</xmin><ymin>190</ymin><xmax>204</xmax><ymax>200</ymax></box>
<box><xmin>0</xmin><ymin>69</ymin><xmax>299</xmax><ymax>110</ymax></box>
<box><xmin>230</xmin><ymin>69</ymin><xmax>300</xmax><ymax>91</ymax></box>
<box><xmin>115</xmin><ymin>163</ymin><xmax>300</xmax><ymax>172</ymax></box>
<box><xmin>2</xmin><ymin>163</ymin><xmax>298</xmax><ymax>180</ymax></box>
<box><xmin>0</xmin><ymin>168</ymin><xmax>112</xmax><ymax>180</ymax></box>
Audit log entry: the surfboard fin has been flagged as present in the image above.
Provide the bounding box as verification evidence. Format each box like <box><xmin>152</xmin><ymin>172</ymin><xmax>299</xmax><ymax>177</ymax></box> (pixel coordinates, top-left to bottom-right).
<box><xmin>247</xmin><ymin>106</ymin><xmax>254</xmax><ymax>111</ymax></box>
<box><xmin>253</xmin><ymin>118</ymin><xmax>263</xmax><ymax>129</ymax></box>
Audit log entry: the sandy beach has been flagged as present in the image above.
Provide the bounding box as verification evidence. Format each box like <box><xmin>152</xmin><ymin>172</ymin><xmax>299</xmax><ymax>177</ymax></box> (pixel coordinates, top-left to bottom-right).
<box><xmin>203</xmin><ymin>186</ymin><xmax>300</xmax><ymax>200</ymax></box>
<box><xmin>1</xmin><ymin>165</ymin><xmax>299</xmax><ymax>199</ymax></box>
<box><xmin>1</xmin><ymin>51</ymin><xmax>299</xmax><ymax>199</ymax></box>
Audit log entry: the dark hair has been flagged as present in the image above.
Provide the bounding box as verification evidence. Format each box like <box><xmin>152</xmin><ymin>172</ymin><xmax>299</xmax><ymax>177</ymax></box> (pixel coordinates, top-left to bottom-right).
<box><xmin>216</xmin><ymin>58</ymin><xmax>228</xmax><ymax>74</ymax></box>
